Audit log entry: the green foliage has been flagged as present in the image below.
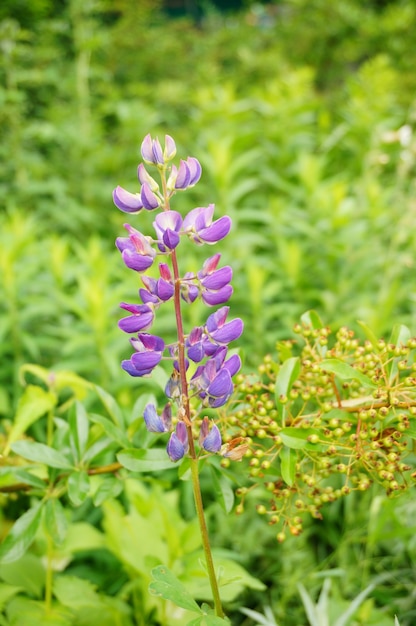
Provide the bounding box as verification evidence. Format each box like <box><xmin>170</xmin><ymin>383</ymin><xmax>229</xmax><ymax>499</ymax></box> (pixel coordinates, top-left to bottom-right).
<box><xmin>1</xmin><ymin>1</ymin><xmax>416</xmax><ymax>625</ymax></box>
<box><xmin>228</xmin><ymin>315</ymin><xmax>416</xmax><ymax>535</ymax></box>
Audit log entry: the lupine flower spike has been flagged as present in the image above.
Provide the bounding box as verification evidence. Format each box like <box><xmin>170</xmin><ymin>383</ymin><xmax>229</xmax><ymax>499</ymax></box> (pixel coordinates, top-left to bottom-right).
<box><xmin>113</xmin><ymin>134</ymin><xmax>243</xmax><ymax>463</ymax></box>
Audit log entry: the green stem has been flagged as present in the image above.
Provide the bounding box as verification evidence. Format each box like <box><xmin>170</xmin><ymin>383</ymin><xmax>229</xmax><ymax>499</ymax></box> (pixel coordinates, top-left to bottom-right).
<box><xmin>160</xmin><ymin>168</ymin><xmax>224</xmax><ymax>618</ymax></box>
<box><xmin>189</xmin><ymin>456</ymin><xmax>225</xmax><ymax>618</ymax></box>
<box><xmin>45</xmin><ymin>534</ymin><xmax>54</xmax><ymax>612</ymax></box>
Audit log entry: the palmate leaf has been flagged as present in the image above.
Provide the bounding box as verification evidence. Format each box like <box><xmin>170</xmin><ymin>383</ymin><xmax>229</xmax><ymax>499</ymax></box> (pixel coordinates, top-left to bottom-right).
<box><xmin>0</xmin><ymin>503</ymin><xmax>43</xmax><ymax>564</ymax></box>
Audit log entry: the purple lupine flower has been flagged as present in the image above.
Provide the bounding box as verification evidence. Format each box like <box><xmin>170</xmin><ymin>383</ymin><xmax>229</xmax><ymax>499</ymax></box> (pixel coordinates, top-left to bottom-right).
<box><xmin>199</xmin><ymin>417</ymin><xmax>222</xmax><ymax>452</ymax></box>
<box><xmin>167</xmin><ymin>157</ymin><xmax>202</xmax><ymax>191</ymax></box>
<box><xmin>118</xmin><ymin>303</ymin><xmax>154</xmax><ymax>333</ymax></box>
<box><xmin>180</xmin><ymin>271</ymin><xmax>199</xmax><ymax>303</ymax></box>
<box><xmin>197</xmin><ymin>255</ymin><xmax>233</xmax><ymax>306</ymax></box>
<box><xmin>140</xmin><ymin>264</ymin><xmax>174</xmax><ymax>305</ymax></box>
<box><xmin>205</xmin><ymin>306</ymin><xmax>243</xmax><ymax>345</ymax></box>
<box><xmin>113</xmin><ymin>186</ymin><xmax>144</xmax><ymax>214</ymax></box>
<box><xmin>116</xmin><ymin>224</ymin><xmax>156</xmax><ymax>272</ymax></box>
<box><xmin>137</xmin><ymin>163</ymin><xmax>159</xmax><ymax>192</ymax></box>
<box><xmin>167</xmin><ymin>421</ymin><xmax>189</xmax><ymax>462</ymax></box>
<box><xmin>165</xmin><ymin>366</ymin><xmax>181</xmax><ymax>400</ymax></box>
<box><xmin>141</xmin><ymin>182</ymin><xmax>160</xmax><ymax>210</ymax></box>
<box><xmin>183</xmin><ymin>205</ymin><xmax>231</xmax><ymax>245</ymax></box>
<box><xmin>121</xmin><ymin>333</ymin><xmax>164</xmax><ymax>377</ymax></box>
<box><xmin>143</xmin><ymin>403</ymin><xmax>172</xmax><ymax>432</ymax></box>
<box><xmin>186</xmin><ymin>326</ymin><xmax>205</xmax><ymax>362</ymax></box>
<box><xmin>141</xmin><ymin>134</ymin><xmax>176</xmax><ymax>166</ymax></box>
<box><xmin>141</xmin><ymin>134</ymin><xmax>164</xmax><ymax>165</ymax></box>
<box><xmin>154</xmin><ymin>211</ymin><xmax>183</xmax><ymax>251</ymax></box>
<box><xmin>164</xmin><ymin>135</ymin><xmax>177</xmax><ymax>161</ymax></box>
<box><xmin>192</xmin><ymin>348</ymin><xmax>241</xmax><ymax>407</ymax></box>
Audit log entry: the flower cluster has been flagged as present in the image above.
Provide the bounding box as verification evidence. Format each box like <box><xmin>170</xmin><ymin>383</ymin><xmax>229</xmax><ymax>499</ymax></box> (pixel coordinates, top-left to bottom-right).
<box><xmin>113</xmin><ymin>134</ymin><xmax>243</xmax><ymax>462</ymax></box>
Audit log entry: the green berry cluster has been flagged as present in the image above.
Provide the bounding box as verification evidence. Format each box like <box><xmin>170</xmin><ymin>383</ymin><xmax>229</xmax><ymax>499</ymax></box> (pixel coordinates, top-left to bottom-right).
<box><xmin>223</xmin><ymin>316</ymin><xmax>416</xmax><ymax>541</ymax></box>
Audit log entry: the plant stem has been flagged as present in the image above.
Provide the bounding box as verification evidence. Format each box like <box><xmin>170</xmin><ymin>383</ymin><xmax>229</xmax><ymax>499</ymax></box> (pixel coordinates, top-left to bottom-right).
<box><xmin>160</xmin><ymin>167</ymin><xmax>224</xmax><ymax>618</ymax></box>
<box><xmin>45</xmin><ymin>534</ymin><xmax>54</xmax><ymax>612</ymax></box>
<box><xmin>189</xmin><ymin>456</ymin><xmax>225</xmax><ymax>618</ymax></box>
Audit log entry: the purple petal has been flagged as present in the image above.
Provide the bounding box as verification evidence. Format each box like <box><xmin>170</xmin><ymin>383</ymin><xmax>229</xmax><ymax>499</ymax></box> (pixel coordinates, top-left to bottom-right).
<box><xmin>202</xmin><ymin>424</ymin><xmax>222</xmax><ymax>453</ymax></box>
<box><xmin>198</xmin><ymin>254</ymin><xmax>221</xmax><ymax>278</ymax></box>
<box><xmin>206</xmin><ymin>307</ymin><xmax>230</xmax><ymax>332</ymax></box>
<box><xmin>210</xmin><ymin>318</ymin><xmax>244</xmax><ymax>344</ymax></box>
<box><xmin>167</xmin><ymin>433</ymin><xmax>185</xmax><ymax>462</ymax></box>
<box><xmin>159</xmin><ymin>263</ymin><xmax>172</xmax><ymax>281</ymax></box>
<box><xmin>224</xmin><ymin>354</ymin><xmax>242</xmax><ymax>377</ymax></box>
<box><xmin>155</xmin><ymin>210</ymin><xmax>183</xmax><ymax>233</ymax></box>
<box><xmin>139</xmin><ymin>289</ymin><xmax>159</xmax><ymax>304</ymax></box>
<box><xmin>161</xmin><ymin>404</ymin><xmax>172</xmax><ymax>431</ymax></box>
<box><xmin>141</xmin><ymin>134</ymin><xmax>154</xmax><ymax>163</ymax></box>
<box><xmin>137</xmin><ymin>163</ymin><xmax>159</xmax><ymax>192</ymax></box>
<box><xmin>121</xmin><ymin>359</ymin><xmax>144</xmax><ymax>377</ymax></box>
<box><xmin>113</xmin><ymin>186</ymin><xmax>143</xmax><ymax>213</ymax></box>
<box><xmin>133</xmin><ymin>333</ymin><xmax>164</xmax><ymax>352</ymax></box>
<box><xmin>121</xmin><ymin>249</ymin><xmax>154</xmax><ymax>272</ymax></box>
<box><xmin>187</xmin><ymin>157</ymin><xmax>202</xmax><ymax>186</ymax></box>
<box><xmin>175</xmin><ymin>421</ymin><xmax>188</xmax><ymax>446</ymax></box>
<box><xmin>175</xmin><ymin>160</ymin><xmax>191</xmax><ymax>189</ymax></box>
<box><xmin>131</xmin><ymin>351</ymin><xmax>162</xmax><ymax>371</ymax></box>
<box><xmin>141</xmin><ymin>182</ymin><xmax>160</xmax><ymax>210</ymax></box>
<box><xmin>164</xmin><ymin>135</ymin><xmax>177</xmax><ymax>161</ymax></box>
<box><xmin>202</xmin><ymin>285</ymin><xmax>233</xmax><ymax>306</ymax></box>
<box><xmin>157</xmin><ymin>279</ymin><xmax>174</xmax><ymax>301</ymax></box>
<box><xmin>118</xmin><ymin>312</ymin><xmax>154</xmax><ymax>333</ymax></box>
<box><xmin>163</xmin><ymin>229</ymin><xmax>180</xmax><ymax>250</ymax></box>
<box><xmin>207</xmin><ymin>368</ymin><xmax>233</xmax><ymax>398</ymax></box>
<box><xmin>187</xmin><ymin>342</ymin><xmax>206</xmax><ymax>363</ymax></box>
<box><xmin>201</xmin><ymin>266</ymin><xmax>232</xmax><ymax>290</ymax></box>
<box><xmin>199</xmin><ymin>216</ymin><xmax>232</xmax><ymax>244</ymax></box>
<box><xmin>143</xmin><ymin>403</ymin><xmax>166</xmax><ymax>432</ymax></box>
<box><xmin>152</xmin><ymin>138</ymin><xmax>164</xmax><ymax>164</ymax></box>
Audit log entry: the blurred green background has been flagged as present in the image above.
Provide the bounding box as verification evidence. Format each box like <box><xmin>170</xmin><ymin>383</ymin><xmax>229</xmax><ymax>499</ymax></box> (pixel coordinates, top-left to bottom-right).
<box><xmin>1</xmin><ymin>0</ymin><xmax>416</xmax><ymax>414</ymax></box>
<box><xmin>1</xmin><ymin>2</ymin><xmax>416</xmax><ymax>624</ymax></box>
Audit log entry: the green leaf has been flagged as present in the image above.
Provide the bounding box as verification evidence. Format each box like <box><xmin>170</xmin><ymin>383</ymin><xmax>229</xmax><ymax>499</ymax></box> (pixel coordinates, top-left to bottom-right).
<box><xmin>68</xmin><ymin>402</ymin><xmax>90</xmax><ymax>462</ymax></box>
<box><xmin>389</xmin><ymin>324</ymin><xmax>411</xmax><ymax>348</ymax></box>
<box><xmin>319</xmin><ymin>359</ymin><xmax>376</xmax><ymax>387</ymax></box>
<box><xmin>92</xmin><ymin>476</ymin><xmax>123</xmax><ymax>506</ymax></box>
<box><xmin>4</xmin><ymin>385</ymin><xmax>56</xmax><ymax>455</ymax></box>
<box><xmin>275</xmin><ymin>357</ymin><xmax>300</xmax><ymax>424</ymax></box>
<box><xmin>53</xmin><ymin>575</ymin><xmax>100</xmax><ymax>609</ymax></box>
<box><xmin>11</xmin><ymin>441</ymin><xmax>74</xmax><ymax>470</ymax></box>
<box><xmin>117</xmin><ymin>448</ymin><xmax>176</xmax><ymax>473</ymax></box>
<box><xmin>149</xmin><ymin>565</ymin><xmax>202</xmax><ymax>614</ymax></box>
<box><xmin>6</xmin><ymin>469</ymin><xmax>46</xmax><ymax>490</ymax></box>
<box><xmin>94</xmin><ymin>385</ymin><xmax>123</xmax><ymax>427</ymax></box>
<box><xmin>0</xmin><ymin>582</ymin><xmax>22</xmax><ymax>611</ymax></box>
<box><xmin>0</xmin><ymin>553</ymin><xmax>45</xmax><ymax>598</ymax></box>
<box><xmin>0</xmin><ymin>502</ymin><xmax>43</xmax><ymax>564</ymax></box>
<box><xmin>67</xmin><ymin>471</ymin><xmax>90</xmax><ymax>506</ymax></box>
<box><xmin>387</xmin><ymin>324</ymin><xmax>411</xmax><ymax>382</ymax></box>
<box><xmin>210</xmin><ymin>466</ymin><xmax>234</xmax><ymax>514</ymax></box>
<box><xmin>300</xmin><ymin>310</ymin><xmax>324</xmax><ymax>330</ymax></box>
<box><xmin>280</xmin><ymin>427</ymin><xmax>322</xmax><ymax>450</ymax></box>
<box><xmin>43</xmin><ymin>499</ymin><xmax>68</xmax><ymax>546</ymax></box>
<box><xmin>357</xmin><ymin>320</ymin><xmax>380</xmax><ymax>349</ymax></box>
<box><xmin>5</xmin><ymin>596</ymin><xmax>72</xmax><ymax>625</ymax></box>
<box><xmin>280</xmin><ymin>447</ymin><xmax>296</xmax><ymax>486</ymax></box>
<box><xmin>89</xmin><ymin>413</ymin><xmax>130</xmax><ymax>448</ymax></box>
